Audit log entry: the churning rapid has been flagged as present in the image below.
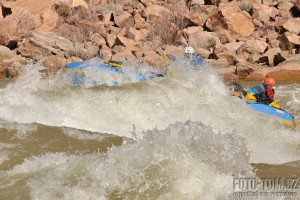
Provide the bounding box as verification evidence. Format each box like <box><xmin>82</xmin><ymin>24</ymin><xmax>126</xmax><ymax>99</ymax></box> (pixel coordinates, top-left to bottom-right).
<box><xmin>0</xmin><ymin>60</ymin><xmax>299</xmax><ymax>199</ymax></box>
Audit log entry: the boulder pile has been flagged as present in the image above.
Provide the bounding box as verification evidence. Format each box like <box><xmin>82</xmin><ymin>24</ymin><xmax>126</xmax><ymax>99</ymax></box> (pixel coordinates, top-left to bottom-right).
<box><xmin>0</xmin><ymin>0</ymin><xmax>299</xmax><ymax>81</ymax></box>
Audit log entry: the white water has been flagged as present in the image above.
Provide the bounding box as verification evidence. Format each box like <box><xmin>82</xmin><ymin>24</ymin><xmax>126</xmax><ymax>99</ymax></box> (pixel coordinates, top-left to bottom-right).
<box><xmin>0</xmin><ymin>61</ymin><xmax>299</xmax><ymax>199</ymax></box>
<box><xmin>276</xmin><ymin>83</ymin><xmax>300</xmax><ymax>117</ymax></box>
<box><xmin>6</xmin><ymin>121</ymin><xmax>252</xmax><ymax>200</ymax></box>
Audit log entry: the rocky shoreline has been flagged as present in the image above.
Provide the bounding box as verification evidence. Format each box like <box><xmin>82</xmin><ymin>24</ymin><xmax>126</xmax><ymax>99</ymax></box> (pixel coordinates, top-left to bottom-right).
<box><xmin>0</xmin><ymin>0</ymin><xmax>299</xmax><ymax>82</ymax></box>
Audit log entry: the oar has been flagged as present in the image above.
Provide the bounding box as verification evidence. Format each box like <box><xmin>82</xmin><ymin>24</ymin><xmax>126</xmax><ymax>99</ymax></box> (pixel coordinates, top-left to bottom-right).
<box><xmin>163</xmin><ymin>54</ymin><xmax>174</xmax><ymax>77</ymax></box>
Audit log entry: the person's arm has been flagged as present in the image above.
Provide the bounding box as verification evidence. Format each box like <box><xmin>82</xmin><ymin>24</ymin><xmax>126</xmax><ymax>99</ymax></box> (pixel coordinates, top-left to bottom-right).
<box><xmin>266</xmin><ymin>86</ymin><xmax>274</xmax><ymax>100</ymax></box>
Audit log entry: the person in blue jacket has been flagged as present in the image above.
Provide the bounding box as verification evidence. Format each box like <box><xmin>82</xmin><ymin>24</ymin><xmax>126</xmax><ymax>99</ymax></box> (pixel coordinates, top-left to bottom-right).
<box><xmin>183</xmin><ymin>46</ymin><xmax>205</xmax><ymax>67</ymax></box>
<box><xmin>166</xmin><ymin>46</ymin><xmax>205</xmax><ymax>68</ymax></box>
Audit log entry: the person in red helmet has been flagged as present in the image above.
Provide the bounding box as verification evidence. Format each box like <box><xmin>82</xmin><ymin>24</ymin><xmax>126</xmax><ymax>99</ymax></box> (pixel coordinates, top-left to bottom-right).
<box><xmin>245</xmin><ymin>77</ymin><xmax>281</xmax><ymax>108</ymax></box>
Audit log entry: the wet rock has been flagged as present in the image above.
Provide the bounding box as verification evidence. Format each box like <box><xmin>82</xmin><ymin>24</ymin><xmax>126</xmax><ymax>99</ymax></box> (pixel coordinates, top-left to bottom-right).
<box><xmin>0</xmin><ymin>45</ymin><xmax>28</xmax><ymax>67</ymax></box>
<box><xmin>0</xmin><ymin>45</ymin><xmax>19</xmax><ymax>60</ymax></box>
<box><xmin>0</xmin><ymin>66</ymin><xmax>7</xmax><ymax>80</ymax></box>
<box><xmin>6</xmin><ymin>65</ymin><xmax>21</xmax><ymax>79</ymax></box>
<box><xmin>41</xmin><ymin>55</ymin><xmax>69</xmax><ymax>77</ymax></box>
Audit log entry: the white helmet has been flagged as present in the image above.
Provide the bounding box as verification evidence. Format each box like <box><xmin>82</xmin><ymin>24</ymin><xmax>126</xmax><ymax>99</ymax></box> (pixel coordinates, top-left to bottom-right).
<box><xmin>184</xmin><ymin>46</ymin><xmax>194</xmax><ymax>54</ymax></box>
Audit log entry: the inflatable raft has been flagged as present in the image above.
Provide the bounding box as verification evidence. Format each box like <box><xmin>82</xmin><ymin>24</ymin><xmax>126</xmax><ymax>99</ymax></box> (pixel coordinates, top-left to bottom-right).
<box><xmin>228</xmin><ymin>82</ymin><xmax>297</xmax><ymax>129</ymax></box>
<box><xmin>247</xmin><ymin>100</ymin><xmax>297</xmax><ymax>129</ymax></box>
<box><xmin>63</xmin><ymin>58</ymin><xmax>164</xmax><ymax>86</ymax></box>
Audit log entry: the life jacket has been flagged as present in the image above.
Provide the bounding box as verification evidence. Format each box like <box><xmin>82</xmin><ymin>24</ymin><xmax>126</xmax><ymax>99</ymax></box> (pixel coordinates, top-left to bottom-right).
<box><xmin>246</xmin><ymin>84</ymin><xmax>271</xmax><ymax>103</ymax></box>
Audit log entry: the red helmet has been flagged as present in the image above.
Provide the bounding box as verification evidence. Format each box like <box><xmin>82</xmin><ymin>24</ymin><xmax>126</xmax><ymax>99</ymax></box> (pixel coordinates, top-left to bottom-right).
<box><xmin>264</xmin><ymin>77</ymin><xmax>275</xmax><ymax>86</ymax></box>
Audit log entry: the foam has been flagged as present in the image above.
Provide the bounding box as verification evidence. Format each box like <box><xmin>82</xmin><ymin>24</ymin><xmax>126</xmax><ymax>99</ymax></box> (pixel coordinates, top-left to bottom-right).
<box><xmin>0</xmin><ymin>153</ymin><xmax>8</xmax><ymax>165</ymax></box>
<box><xmin>0</xmin><ymin>61</ymin><xmax>299</xmax><ymax>165</ymax></box>
<box><xmin>62</xmin><ymin>128</ymin><xmax>104</xmax><ymax>141</ymax></box>
<box><xmin>10</xmin><ymin>153</ymin><xmax>77</xmax><ymax>174</ymax></box>
<box><xmin>23</xmin><ymin>121</ymin><xmax>254</xmax><ymax>200</ymax></box>
<box><xmin>0</xmin><ymin>143</ymin><xmax>17</xmax><ymax>165</ymax></box>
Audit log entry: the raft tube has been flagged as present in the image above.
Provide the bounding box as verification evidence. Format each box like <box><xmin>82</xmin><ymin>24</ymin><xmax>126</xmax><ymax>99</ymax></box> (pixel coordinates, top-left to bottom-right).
<box><xmin>247</xmin><ymin>101</ymin><xmax>297</xmax><ymax>129</ymax></box>
<box><xmin>63</xmin><ymin>60</ymin><xmax>147</xmax><ymax>86</ymax></box>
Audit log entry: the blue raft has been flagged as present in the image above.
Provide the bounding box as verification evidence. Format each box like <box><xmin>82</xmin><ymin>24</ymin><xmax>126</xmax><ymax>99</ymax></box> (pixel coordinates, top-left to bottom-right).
<box><xmin>228</xmin><ymin>82</ymin><xmax>297</xmax><ymax>129</ymax></box>
<box><xmin>247</xmin><ymin>100</ymin><xmax>297</xmax><ymax>129</ymax></box>
<box><xmin>62</xmin><ymin>59</ymin><xmax>161</xmax><ymax>86</ymax></box>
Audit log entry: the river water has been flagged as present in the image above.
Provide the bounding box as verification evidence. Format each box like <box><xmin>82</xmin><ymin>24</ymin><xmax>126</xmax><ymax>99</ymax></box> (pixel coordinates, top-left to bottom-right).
<box><xmin>0</xmin><ymin>62</ymin><xmax>299</xmax><ymax>199</ymax></box>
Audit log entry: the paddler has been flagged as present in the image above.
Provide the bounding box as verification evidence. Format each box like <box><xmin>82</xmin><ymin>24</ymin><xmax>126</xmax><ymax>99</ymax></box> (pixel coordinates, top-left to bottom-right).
<box><xmin>166</xmin><ymin>46</ymin><xmax>204</xmax><ymax>68</ymax></box>
<box><xmin>245</xmin><ymin>77</ymin><xmax>281</xmax><ymax>108</ymax></box>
